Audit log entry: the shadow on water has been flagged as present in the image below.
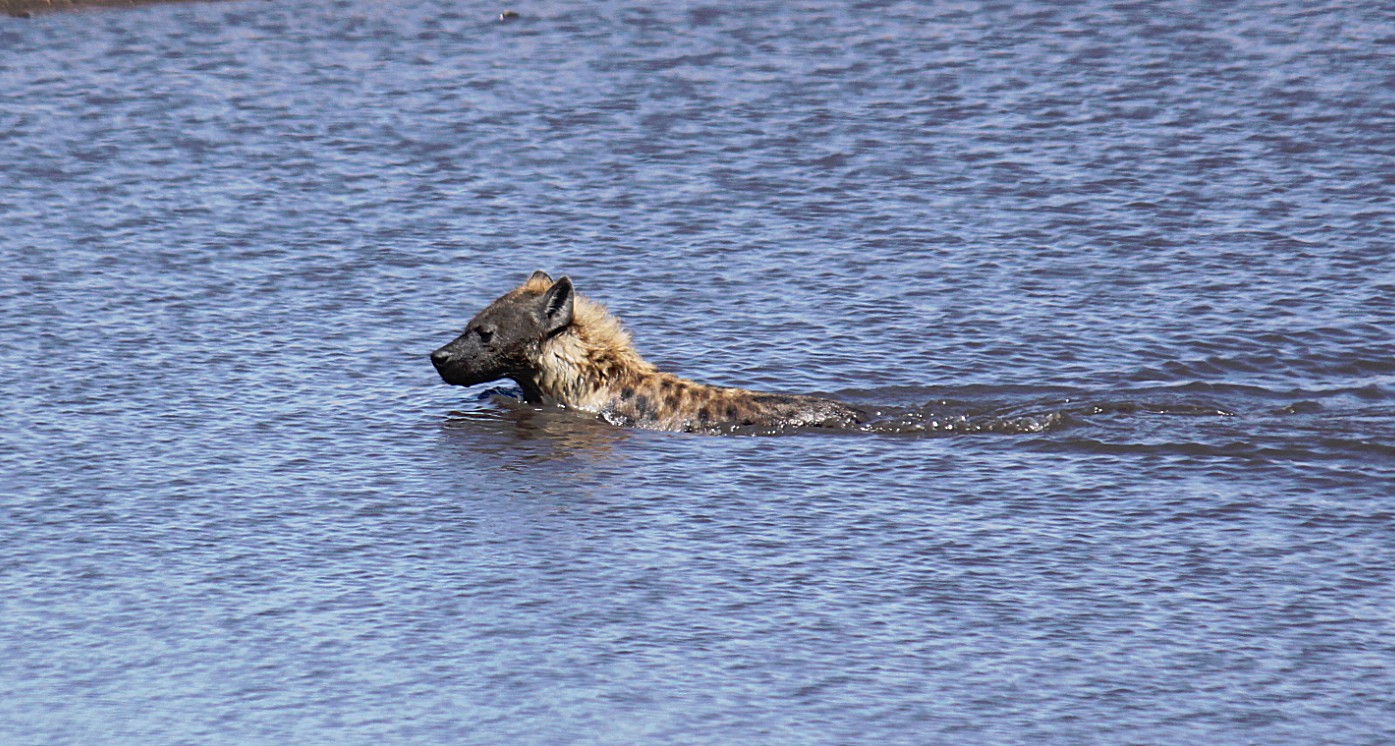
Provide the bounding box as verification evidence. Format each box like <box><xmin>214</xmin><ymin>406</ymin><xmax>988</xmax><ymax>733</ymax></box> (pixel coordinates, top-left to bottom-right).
<box><xmin>437</xmin><ymin>384</ymin><xmax>1244</xmax><ymax>439</ymax></box>
<box><xmin>434</xmin><ymin>383</ymin><xmax>1392</xmax><ymax>473</ymax></box>
<box><xmin>438</xmin><ymin>387</ymin><xmax>638</xmax><ymax>466</ymax></box>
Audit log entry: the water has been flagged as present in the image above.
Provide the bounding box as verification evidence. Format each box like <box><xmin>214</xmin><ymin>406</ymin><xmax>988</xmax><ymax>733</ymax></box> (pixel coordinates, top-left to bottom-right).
<box><xmin>3</xmin><ymin>0</ymin><xmax>1394</xmax><ymax>742</ymax></box>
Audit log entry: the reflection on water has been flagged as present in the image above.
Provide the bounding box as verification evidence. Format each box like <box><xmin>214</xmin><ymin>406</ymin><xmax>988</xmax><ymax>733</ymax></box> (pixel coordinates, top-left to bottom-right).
<box><xmin>437</xmin><ymin>384</ymin><xmax>1243</xmax><ymax>440</ymax></box>
<box><xmin>440</xmin><ymin>399</ymin><xmax>636</xmax><ymax>467</ymax></box>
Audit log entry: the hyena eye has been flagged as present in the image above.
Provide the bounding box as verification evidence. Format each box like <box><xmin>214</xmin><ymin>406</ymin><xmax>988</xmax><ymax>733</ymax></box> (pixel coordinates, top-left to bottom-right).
<box><xmin>475</xmin><ymin>328</ymin><xmax>494</xmax><ymax>344</ymax></box>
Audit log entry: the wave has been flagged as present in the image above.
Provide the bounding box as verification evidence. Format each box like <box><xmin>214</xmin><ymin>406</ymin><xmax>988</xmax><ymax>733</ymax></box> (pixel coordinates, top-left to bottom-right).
<box><xmin>439</xmin><ymin>379</ymin><xmax>1394</xmax><ymax>477</ymax></box>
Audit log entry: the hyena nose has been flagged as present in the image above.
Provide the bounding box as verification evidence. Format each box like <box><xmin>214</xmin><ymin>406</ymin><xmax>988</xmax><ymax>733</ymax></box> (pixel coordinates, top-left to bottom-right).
<box><xmin>430</xmin><ymin>348</ymin><xmax>452</xmax><ymax>370</ymax></box>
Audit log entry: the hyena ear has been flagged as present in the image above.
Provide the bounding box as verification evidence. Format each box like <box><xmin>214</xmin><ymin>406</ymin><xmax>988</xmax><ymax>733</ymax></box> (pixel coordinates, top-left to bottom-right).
<box><xmin>527</xmin><ymin>270</ymin><xmax>553</xmax><ymax>285</ymax></box>
<box><xmin>540</xmin><ymin>276</ymin><xmax>574</xmax><ymax>334</ymax></box>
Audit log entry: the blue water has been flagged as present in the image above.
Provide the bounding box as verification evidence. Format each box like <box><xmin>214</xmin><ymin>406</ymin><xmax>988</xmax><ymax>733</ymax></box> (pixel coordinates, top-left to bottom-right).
<box><xmin>3</xmin><ymin>1</ymin><xmax>1394</xmax><ymax>743</ymax></box>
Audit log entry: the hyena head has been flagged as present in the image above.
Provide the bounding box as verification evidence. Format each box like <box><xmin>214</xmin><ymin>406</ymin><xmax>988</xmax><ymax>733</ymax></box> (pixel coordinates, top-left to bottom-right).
<box><xmin>430</xmin><ymin>271</ymin><xmax>574</xmax><ymax>389</ymax></box>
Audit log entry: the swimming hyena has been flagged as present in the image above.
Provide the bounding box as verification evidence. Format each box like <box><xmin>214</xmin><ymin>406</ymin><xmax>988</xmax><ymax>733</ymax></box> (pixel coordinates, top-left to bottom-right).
<box><xmin>430</xmin><ymin>271</ymin><xmax>863</xmax><ymax>433</ymax></box>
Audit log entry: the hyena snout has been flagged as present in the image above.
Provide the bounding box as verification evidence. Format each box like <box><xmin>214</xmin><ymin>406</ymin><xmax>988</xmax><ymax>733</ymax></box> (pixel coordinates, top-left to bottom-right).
<box><xmin>429</xmin><ymin>346</ymin><xmax>453</xmax><ymax>371</ymax></box>
<box><xmin>431</xmin><ymin>338</ymin><xmax>501</xmax><ymax>387</ymax></box>
<box><xmin>430</xmin><ymin>345</ymin><xmax>469</xmax><ymax>385</ymax></box>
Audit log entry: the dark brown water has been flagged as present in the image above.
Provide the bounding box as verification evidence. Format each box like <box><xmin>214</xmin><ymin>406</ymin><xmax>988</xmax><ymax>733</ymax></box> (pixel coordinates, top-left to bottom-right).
<box><xmin>3</xmin><ymin>1</ymin><xmax>1394</xmax><ymax>743</ymax></box>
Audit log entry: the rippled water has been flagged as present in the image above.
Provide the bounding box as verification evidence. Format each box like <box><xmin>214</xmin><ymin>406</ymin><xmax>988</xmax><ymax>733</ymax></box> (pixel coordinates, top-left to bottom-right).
<box><xmin>3</xmin><ymin>1</ymin><xmax>1394</xmax><ymax>743</ymax></box>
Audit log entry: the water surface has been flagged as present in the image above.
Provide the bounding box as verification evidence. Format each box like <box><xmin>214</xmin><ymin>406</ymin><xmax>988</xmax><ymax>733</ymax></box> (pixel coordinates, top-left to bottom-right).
<box><xmin>2</xmin><ymin>1</ymin><xmax>1393</xmax><ymax>743</ymax></box>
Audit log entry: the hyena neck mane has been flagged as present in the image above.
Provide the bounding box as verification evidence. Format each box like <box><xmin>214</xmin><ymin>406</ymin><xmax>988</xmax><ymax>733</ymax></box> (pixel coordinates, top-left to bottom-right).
<box><xmin>518</xmin><ymin>273</ymin><xmax>661</xmax><ymax>409</ymax></box>
<box><xmin>432</xmin><ymin>271</ymin><xmax>864</xmax><ymax>433</ymax></box>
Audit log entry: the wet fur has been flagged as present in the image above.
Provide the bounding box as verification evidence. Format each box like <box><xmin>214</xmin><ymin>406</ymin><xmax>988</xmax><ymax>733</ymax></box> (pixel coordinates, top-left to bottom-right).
<box><xmin>431</xmin><ymin>272</ymin><xmax>862</xmax><ymax>433</ymax></box>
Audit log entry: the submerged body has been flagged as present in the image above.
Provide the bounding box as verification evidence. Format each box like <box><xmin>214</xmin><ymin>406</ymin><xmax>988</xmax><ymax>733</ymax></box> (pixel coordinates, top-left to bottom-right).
<box><xmin>430</xmin><ymin>272</ymin><xmax>862</xmax><ymax>433</ymax></box>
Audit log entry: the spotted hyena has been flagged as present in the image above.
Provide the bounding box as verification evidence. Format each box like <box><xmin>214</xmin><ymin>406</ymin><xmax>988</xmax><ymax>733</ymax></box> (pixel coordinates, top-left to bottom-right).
<box><xmin>430</xmin><ymin>271</ymin><xmax>863</xmax><ymax>433</ymax></box>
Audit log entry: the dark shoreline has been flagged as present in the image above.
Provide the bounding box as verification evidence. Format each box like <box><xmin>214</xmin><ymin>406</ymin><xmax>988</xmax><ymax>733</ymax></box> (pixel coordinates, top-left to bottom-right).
<box><xmin>3</xmin><ymin>0</ymin><xmax>232</xmax><ymax>16</ymax></box>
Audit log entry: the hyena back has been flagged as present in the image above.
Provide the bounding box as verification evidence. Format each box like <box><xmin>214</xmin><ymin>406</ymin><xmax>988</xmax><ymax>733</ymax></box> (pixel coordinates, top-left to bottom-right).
<box><xmin>430</xmin><ymin>271</ymin><xmax>863</xmax><ymax>433</ymax></box>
